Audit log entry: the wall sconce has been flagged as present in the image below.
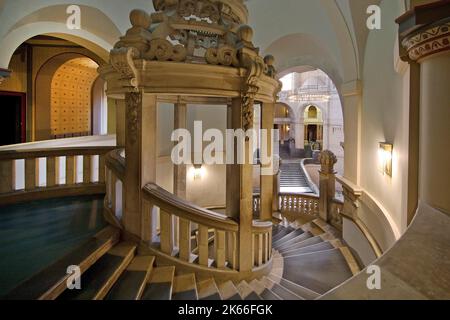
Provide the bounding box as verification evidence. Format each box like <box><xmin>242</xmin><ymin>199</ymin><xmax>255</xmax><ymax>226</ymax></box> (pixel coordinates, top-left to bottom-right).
<box><xmin>378</xmin><ymin>142</ymin><xmax>393</xmax><ymax>177</ymax></box>
<box><xmin>193</xmin><ymin>164</ymin><xmax>205</xmax><ymax>180</ymax></box>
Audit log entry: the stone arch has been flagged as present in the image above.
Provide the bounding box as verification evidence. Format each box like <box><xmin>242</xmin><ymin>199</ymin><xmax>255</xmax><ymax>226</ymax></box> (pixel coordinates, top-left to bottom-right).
<box><xmin>0</xmin><ymin>4</ymin><xmax>122</xmax><ymax>68</ymax></box>
<box><xmin>265</xmin><ymin>33</ymin><xmax>344</xmax><ymax>89</ymax></box>
<box><xmin>275</xmin><ymin>102</ymin><xmax>297</xmax><ymax>121</ymax></box>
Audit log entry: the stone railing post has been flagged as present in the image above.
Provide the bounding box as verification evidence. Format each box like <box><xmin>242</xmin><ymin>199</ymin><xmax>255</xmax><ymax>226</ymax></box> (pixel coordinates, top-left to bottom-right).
<box><xmin>318</xmin><ymin>150</ymin><xmax>337</xmax><ymax>222</ymax></box>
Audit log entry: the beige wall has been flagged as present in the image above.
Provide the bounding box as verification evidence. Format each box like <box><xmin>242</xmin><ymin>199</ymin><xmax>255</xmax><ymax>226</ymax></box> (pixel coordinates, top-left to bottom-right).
<box><xmin>359</xmin><ymin>0</ymin><xmax>408</xmax><ymax>243</ymax></box>
<box><xmin>0</xmin><ymin>51</ymin><xmax>27</xmax><ymax>93</ymax></box>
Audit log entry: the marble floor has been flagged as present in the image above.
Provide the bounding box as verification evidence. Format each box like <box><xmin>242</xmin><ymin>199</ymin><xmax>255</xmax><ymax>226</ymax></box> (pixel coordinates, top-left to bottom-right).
<box><xmin>0</xmin><ymin>195</ymin><xmax>106</xmax><ymax>296</ymax></box>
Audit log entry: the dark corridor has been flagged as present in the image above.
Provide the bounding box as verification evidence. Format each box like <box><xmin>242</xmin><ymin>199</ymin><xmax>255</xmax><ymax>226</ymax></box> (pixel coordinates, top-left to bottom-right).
<box><xmin>0</xmin><ymin>92</ymin><xmax>25</xmax><ymax>146</ymax></box>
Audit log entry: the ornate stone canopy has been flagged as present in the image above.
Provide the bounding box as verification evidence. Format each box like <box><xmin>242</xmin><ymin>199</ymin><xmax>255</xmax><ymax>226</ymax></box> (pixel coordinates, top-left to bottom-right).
<box><xmin>99</xmin><ymin>0</ymin><xmax>281</xmax><ymax>130</ymax></box>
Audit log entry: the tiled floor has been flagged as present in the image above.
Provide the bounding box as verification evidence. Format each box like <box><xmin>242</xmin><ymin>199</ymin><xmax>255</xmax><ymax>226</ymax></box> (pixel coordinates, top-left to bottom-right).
<box><xmin>0</xmin><ymin>195</ymin><xmax>106</xmax><ymax>296</ymax></box>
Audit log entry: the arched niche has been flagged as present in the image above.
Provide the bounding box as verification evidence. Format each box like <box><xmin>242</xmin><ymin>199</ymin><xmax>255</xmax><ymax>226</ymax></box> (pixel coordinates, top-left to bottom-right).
<box><xmin>35</xmin><ymin>53</ymin><xmax>101</xmax><ymax>141</ymax></box>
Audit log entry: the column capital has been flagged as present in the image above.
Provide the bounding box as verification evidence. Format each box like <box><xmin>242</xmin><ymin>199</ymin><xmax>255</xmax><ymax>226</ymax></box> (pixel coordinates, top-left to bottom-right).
<box><xmin>0</xmin><ymin>68</ymin><xmax>11</xmax><ymax>85</ymax></box>
<box><xmin>397</xmin><ymin>1</ymin><xmax>450</xmax><ymax>62</ymax></box>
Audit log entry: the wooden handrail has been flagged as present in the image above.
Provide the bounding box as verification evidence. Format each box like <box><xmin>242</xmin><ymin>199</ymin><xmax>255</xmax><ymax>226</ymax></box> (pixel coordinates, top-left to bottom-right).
<box><xmin>0</xmin><ymin>146</ymin><xmax>115</xmax><ymax>160</ymax></box>
<box><xmin>143</xmin><ymin>183</ymin><xmax>239</xmax><ymax>232</ymax></box>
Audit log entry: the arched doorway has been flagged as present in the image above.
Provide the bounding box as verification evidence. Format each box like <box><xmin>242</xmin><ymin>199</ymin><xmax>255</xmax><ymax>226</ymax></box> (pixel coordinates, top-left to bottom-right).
<box><xmin>0</xmin><ymin>35</ymin><xmax>109</xmax><ymax>142</ymax></box>
<box><xmin>304</xmin><ymin>105</ymin><xmax>323</xmax><ymax>150</ymax></box>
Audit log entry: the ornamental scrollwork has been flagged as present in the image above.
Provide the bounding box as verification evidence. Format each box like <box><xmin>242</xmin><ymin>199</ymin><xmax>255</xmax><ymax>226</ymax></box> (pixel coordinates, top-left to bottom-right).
<box><xmin>205</xmin><ymin>45</ymin><xmax>239</xmax><ymax>66</ymax></box>
<box><xmin>144</xmin><ymin>39</ymin><xmax>187</xmax><ymax>62</ymax></box>
<box><xmin>110</xmin><ymin>47</ymin><xmax>141</xmax><ymax>88</ymax></box>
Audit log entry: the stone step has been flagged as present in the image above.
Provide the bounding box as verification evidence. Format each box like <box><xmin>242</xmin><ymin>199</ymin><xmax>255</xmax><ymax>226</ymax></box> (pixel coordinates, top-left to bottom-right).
<box><xmin>106</xmin><ymin>256</ymin><xmax>155</xmax><ymax>300</ymax></box>
<box><xmin>236</xmin><ymin>281</ymin><xmax>262</xmax><ymax>300</ymax></box>
<box><xmin>218</xmin><ymin>281</ymin><xmax>241</xmax><ymax>300</ymax></box>
<box><xmin>272</xmin><ymin>227</ymin><xmax>296</xmax><ymax>242</ymax></box>
<box><xmin>261</xmin><ymin>277</ymin><xmax>303</xmax><ymax>300</ymax></box>
<box><xmin>282</xmin><ymin>249</ymin><xmax>354</xmax><ymax>294</ymax></box>
<box><xmin>272</xmin><ymin>224</ymin><xmax>286</xmax><ymax>238</ymax></box>
<box><xmin>197</xmin><ymin>278</ymin><xmax>222</xmax><ymax>300</ymax></box>
<box><xmin>274</xmin><ymin>231</ymin><xmax>313</xmax><ymax>250</ymax></box>
<box><xmin>141</xmin><ymin>266</ymin><xmax>175</xmax><ymax>300</ymax></box>
<box><xmin>4</xmin><ymin>226</ymin><xmax>120</xmax><ymax>300</ymax></box>
<box><xmin>301</xmin><ymin>222</ymin><xmax>326</xmax><ymax>236</ymax></box>
<box><xmin>172</xmin><ymin>273</ymin><xmax>198</xmax><ymax>300</ymax></box>
<box><xmin>272</xmin><ymin>229</ymin><xmax>305</xmax><ymax>247</ymax></box>
<box><xmin>278</xmin><ymin>236</ymin><xmax>324</xmax><ymax>254</ymax></box>
<box><xmin>58</xmin><ymin>242</ymin><xmax>137</xmax><ymax>300</ymax></box>
<box><xmin>249</xmin><ymin>279</ymin><xmax>281</xmax><ymax>300</ymax></box>
<box><xmin>268</xmin><ymin>274</ymin><xmax>320</xmax><ymax>300</ymax></box>
<box><xmin>283</xmin><ymin>241</ymin><xmax>335</xmax><ymax>258</ymax></box>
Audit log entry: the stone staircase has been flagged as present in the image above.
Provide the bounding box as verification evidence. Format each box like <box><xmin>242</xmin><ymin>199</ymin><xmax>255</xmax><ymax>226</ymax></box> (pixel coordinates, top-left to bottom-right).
<box><xmin>4</xmin><ymin>219</ymin><xmax>359</xmax><ymax>300</ymax></box>
<box><xmin>280</xmin><ymin>162</ymin><xmax>313</xmax><ymax>194</ymax></box>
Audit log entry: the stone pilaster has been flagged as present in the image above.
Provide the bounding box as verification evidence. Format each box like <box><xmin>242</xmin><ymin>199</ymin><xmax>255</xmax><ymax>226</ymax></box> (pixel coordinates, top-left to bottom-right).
<box><xmin>397</xmin><ymin>2</ymin><xmax>450</xmax><ymax>215</ymax></box>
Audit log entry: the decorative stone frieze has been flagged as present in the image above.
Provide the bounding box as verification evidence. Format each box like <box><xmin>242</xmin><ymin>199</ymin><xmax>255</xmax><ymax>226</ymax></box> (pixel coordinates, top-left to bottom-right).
<box><xmin>397</xmin><ymin>1</ymin><xmax>450</xmax><ymax>63</ymax></box>
<box><xmin>402</xmin><ymin>22</ymin><xmax>450</xmax><ymax>62</ymax></box>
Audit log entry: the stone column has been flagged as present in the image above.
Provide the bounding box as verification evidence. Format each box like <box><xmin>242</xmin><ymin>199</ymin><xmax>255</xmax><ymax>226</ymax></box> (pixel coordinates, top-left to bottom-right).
<box><xmin>341</xmin><ymin>80</ymin><xmax>362</xmax><ymax>185</ymax></box>
<box><xmin>173</xmin><ymin>103</ymin><xmax>187</xmax><ymax>199</ymax></box>
<box><xmin>318</xmin><ymin>150</ymin><xmax>337</xmax><ymax>222</ymax></box>
<box><xmin>226</xmin><ymin>97</ymin><xmax>253</xmax><ymax>271</ymax></box>
<box><xmin>398</xmin><ymin>4</ymin><xmax>450</xmax><ymax>215</ymax></box>
<box><xmin>294</xmin><ymin>121</ymin><xmax>304</xmax><ymax>149</ymax></box>
<box><xmin>124</xmin><ymin>91</ymin><xmax>157</xmax><ymax>238</ymax></box>
<box><xmin>260</xmin><ymin>102</ymin><xmax>275</xmax><ymax>221</ymax></box>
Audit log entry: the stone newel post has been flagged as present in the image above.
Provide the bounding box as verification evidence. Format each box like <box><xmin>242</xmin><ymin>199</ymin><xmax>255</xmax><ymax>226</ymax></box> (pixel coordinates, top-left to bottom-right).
<box><xmin>318</xmin><ymin>150</ymin><xmax>337</xmax><ymax>222</ymax></box>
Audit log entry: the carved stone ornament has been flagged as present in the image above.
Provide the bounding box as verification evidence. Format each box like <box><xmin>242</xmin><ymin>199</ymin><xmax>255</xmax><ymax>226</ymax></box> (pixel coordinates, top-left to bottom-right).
<box><xmin>144</xmin><ymin>38</ymin><xmax>187</xmax><ymax>62</ymax></box>
<box><xmin>109</xmin><ymin>0</ymin><xmax>277</xmax><ymax>78</ymax></box>
<box><xmin>110</xmin><ymin>47</ymin><xmax>140</xmax><ymax>88</ymax></box>
<box><xmin>125</xmin><ymin>92</ymin><xmax>141</xmax><ymax>145</ymax></box>
<box><xmin>402</xmin><ymin>22</ymin><xmax>450</xmax><ymax>62</ymax></box>
<box><xmin>205</xmin><ymin>45</ymin><xmax>239</xmax><ymax>66</ymax></box>
<box><xmin>319</xmin><ymin>150</ymin><xmax>337</xmax><ymax>174</ymax></box>
<box><xmin>241</xmin><ymin>54</ymin><xmax>265</xmax><ymax>134</ymax></box>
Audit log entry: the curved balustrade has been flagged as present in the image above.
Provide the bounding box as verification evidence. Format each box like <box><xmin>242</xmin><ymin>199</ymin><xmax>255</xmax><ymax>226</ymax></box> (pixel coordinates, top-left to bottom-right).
<box><xmin>142</xmin><ymin>183</ymin><xmax>274</xmax><ymax>274</ymax></box>
<box><xmin>279</xmin><ymin>193</ymin><xmax>319</xmax><ymax>216</ymax></box>
<box><xmin>252</xmin><ymin>220</ymin><xmax>273</xmax><ymax>267</ymax></box>
<box><xmin>143</xmin><ymin>183</ymin><xmax>240</xmax><ymax>270</ymax></box>
<box><xmin>0</xmin><ymin>146</ymin><xmax>115</xmax><ymax>205</ymax></box>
